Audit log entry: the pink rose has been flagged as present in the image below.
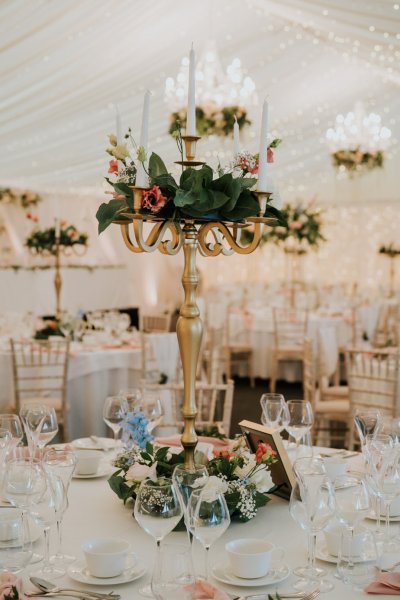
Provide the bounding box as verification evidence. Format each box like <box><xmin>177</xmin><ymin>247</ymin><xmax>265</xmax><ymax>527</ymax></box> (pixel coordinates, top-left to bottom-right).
<box><xmin>141</xmin><ymin>185</ymin><xmax>167</xmax><ymax>213</ymax></box>
<box><xmin>108</xmin><ymin>160</ymin><xmax>119</xmax><ymax>174</ymax></box>
<box><xmin>289</xmin><ymin>221</ymin><xmax>302</xmax><ymax>230</ymax></box>
<box><xmin>267</xmin><ymin>147</ymin><xmax>274</xmax><ymax>163</ymax></box>
<box><xmin>0</xmin><ymin>573</ymin><xmax>24</xmax><ymax>600</ymax></box>
<box><xmin>112</xmin><ymin>192</ymin><xmax>126</xmax><ymax>201</ymax></box>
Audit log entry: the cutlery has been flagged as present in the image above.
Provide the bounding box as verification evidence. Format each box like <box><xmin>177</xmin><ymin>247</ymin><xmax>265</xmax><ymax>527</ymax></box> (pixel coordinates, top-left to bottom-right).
<box><xmin>380</xmin><ymin>560</ymin><xmax>400</xmax><ymax>572</ymax></box>
<box><xmin>26</xmin><ymin>592</ymin><xmax>109</xmax><ymax>600</ymax></box>
<box><xmin>319</xmin><ymin>450</ymin><xmax>358</xmax><ymax>459</ymax></box>
<box><xmin>233</xmin><ymin>589</ymin><xmax>320</xmax><ymax>600</ymax></box>
<box><xmin>29</xmin><ymin>577</ymin><xmax>120</xmax><ymax>600</ymax></box>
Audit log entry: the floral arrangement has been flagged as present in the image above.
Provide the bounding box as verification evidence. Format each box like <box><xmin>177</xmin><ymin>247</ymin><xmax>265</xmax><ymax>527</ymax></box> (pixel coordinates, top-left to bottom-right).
<box><xmin>379</xmin><ymin>243</ymin><xmax>400</xmax><ymax>258</ymax></box>
<box><xmin>169</xmin><ymin>104</ymin><xmax>251</xmax><ymax>138</ymax></box>
<box><xmin>96</xmin><ymin>128</ymin><xmax>284</xmax><ymax>234</ymax></box>
<box><xmin>0</xmin><ymin>187</ymin><xmax>42</xmax><ymax>210</ymax></box>
<box><xmin>232</xmin><ymin>138</ymin><xmax>282</xmax><ymax>176</ymax></box>
<box><xmin>242</xmin><ymin>200</ymin><xmax>325</xmax><ymax>250</ymax></box>
<box><xmin>26</xmin><ymin>218</ymin><xmax>88</xmax><ymax>252</ymax></box>
<box><xmin>108</xmin><ymin>438</ymin><xmax>277</xmax><ymax>522</ymax></box>
<box><xmin>34</xmin><ymin>319</ymin><xmax>65</xmax><ymax>340</ymax></box>
<box><xmin>0</xmin><ymin>573</ymin><xmax>25</xmax><ymax>600</ymax></box>
<box><xmin>331</xmin><ymin>148</ymin><xmax>384</xmax><ymax>175</ymax></box>
<box><xmin>120</xmin><ymin>408</ymin><xmax>154</xmax><ymax>449</ymax></box>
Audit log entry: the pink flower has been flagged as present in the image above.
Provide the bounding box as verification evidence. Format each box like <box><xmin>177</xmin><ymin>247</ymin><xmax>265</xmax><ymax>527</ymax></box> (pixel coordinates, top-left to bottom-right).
<box><xmin>267</xmin><ymin>147</ymin><xmax>274</xmax><ymax>163</ymax></box>
<box><xmin>256</xmin><ymin>442</ymin><xmax>277</xmax><ymax>464</ymax></box>
<box><xmin>0</xmin><ymin>573</ymin><xmax>24</xmax><ymax>600</ymax></box>
<box><xmin>60</xmin><ymin>219</ymin><xmax>67</xmax><ymax>227</ymax></box>
<box><xmin>112</xmin><ymin>192</ymin><xmax>125</xmax><ymax>201</ymax></box>
<box><xmin>141</xmin><ymin>185</ymin><xmax>167</xmax><ymax>213</ymax></box>
<box><xmin>26</xmin><ymin>213</ymin><xmax>38</xmax><ymax>223</ymax></box>
<box><xmin>67</xmin><ymin>230</ymin><xmax>77</xmax><ymax>239</ymax></box>
<box><xmin>108</xmin><ymin>160</ymin><xmax>119</xmax><ymax>174</ymax></box>
<box><xmin>289</xmin><ymin>221</ymin><xmax>302</xmax><ymax>230</ymax></box>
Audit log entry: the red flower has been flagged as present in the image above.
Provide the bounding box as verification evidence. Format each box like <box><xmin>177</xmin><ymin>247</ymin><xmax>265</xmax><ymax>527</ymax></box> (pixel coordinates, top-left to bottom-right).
<box><xmin>267</xmin><ymin>147</ymin><xmax>274</xmax><ymax>163</ymax></box>
<box><xmin>213</xmin><ymin>449</ymin><xmax>232</xmax><ymax>459</ymax></box>
<box><xmin>256</xmin><ymin>442</ymin><xmax>277</xmax><ymax>463</ymax></box>
<box><xmin>108</xmin><ymin>160</ymin><xmax>119</xmax><ymax>174</ymax></box>
<box><xmin>67</xmin><ymin>230</ymin><xmax>77</xmax><ymax>239</ymax></box>
<box><xmin>141</xmin><ymin>185</ymin><xmax>167</xmax><ymax>213</ymax></box>
<box><xmin>26</xmin><ymin>213</ymin><xmax>38</xmax><ymax>222</ymax></box>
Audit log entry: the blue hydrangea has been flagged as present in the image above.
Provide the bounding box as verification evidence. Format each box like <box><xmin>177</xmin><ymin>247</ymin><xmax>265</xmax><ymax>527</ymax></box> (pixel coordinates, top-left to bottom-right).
<box><xmin>120</xmin><ymin>408</ymin><xmax>154</xmax><ymax>449</ymax></box>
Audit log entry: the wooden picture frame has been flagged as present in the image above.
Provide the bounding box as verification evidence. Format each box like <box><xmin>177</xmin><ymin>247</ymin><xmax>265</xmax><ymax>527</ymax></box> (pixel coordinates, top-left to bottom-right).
<box><xmin>239</xmin><ymin>420</ymin><xmax>295</xmax><ymax>501</ymax></box>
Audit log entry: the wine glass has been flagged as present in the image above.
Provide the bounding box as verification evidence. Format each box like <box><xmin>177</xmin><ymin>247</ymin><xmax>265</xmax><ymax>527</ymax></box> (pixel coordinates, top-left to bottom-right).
<box><xmin>20</xmin><ymin>404</ymin><xmax>58</xmax><ymax>452</ymax></box>
<box><xmin>151</xmin><ymin>542</ymin><xmax>195</xmax><ymax>600</ymax></box>
<box><xmin>119</xmin><ymin>388</ymin><xmax>142</xmax><ymax>411</ymax></box>
<box><xmin>0</xmin><ymin>508</ymin><xmax>32</xmax><ymax>573</ymax></box>
<box><xmin>188</xmin><ymin>479</ymin><xmax>230</xmax><ymax>580</ymax></box>
<box><xmin>333</xmin><ymin>474</ymin><xmax>370</xmax><ymax>580</ymax></box>
<box><xmin>354</xmin><ymin>410</ymin><xmax>381</xmax><ymax>450</ymax></box>
<box><xmin>30</xmin><ymin>473</ymin><xmax>66</xmax><ymax>578</ymax></box>
<box><xmin>290</xmin><ymin>457</ymin><xmax>335</xmax><ymax>592</ymax></box>
<box><xmin>172</xmin><ymin>464</ymin><xmax>209</xmax><ymax>538</ymax></box>
<box><xmin>0</xmin><ymin>415</ymin><xmax>23</xmax><ymax>449</ymax></box>
<box><xmin>285</xmin><ymin>400</ymin><xmax>314</xmax><ymax>458</ymax></box>
<box><xmin>260</xmin><ymin>394</ymin><xmax>288</xmax><ymax>430</ymax></box>
<box><xmin>103</xmin><ymin>396</ymin><xmax>128</xmax><ymax>441</ymax></box>
<box><xmin>44</xmin><ymin>447</ymin><xmax>77</xmax><ymax>565</ymax></box>
<box><xmin>376</xmin><ymin>416</ymin><xmax>400</xmax><ymax>445</ymax></box>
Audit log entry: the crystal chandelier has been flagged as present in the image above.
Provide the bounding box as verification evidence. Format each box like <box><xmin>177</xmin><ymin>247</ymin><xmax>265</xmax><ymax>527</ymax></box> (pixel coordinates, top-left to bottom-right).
<box><xmin>165</xmin><ymin>40</ymin><xmax>257</xmax><ymax>111</ymax></box>
<box><xmin>326</xmin><ymin>102</ymin><xmax>391</xmax><ymax>153</ymax></box>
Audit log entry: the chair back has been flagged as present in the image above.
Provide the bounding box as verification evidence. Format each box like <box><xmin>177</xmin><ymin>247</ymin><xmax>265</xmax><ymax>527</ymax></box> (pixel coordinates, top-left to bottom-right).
<box><xmin>346</xmin><ymin>348</ymin><xmax>400</xmax><ymax>416</ymax></box>
<box><xmin>139</xmin><ymin>312</ymin><xmax>171</xmax><ymax>333</ymax></box>
<box><xmin>226</xmin><ymin>306</ymin><xmax>252</xmax><ymax>346</ymax></box>
<box><xmin>273</xmin><ymin>308</ymin><xmax>308</xmax><ymax>349</ymax></box>
<box><xmin>140</xmin><ymin>380</ymin><xmax>234</xmax><ymax>436</ymax></box>
<box><xmin>10</xmin><ymin>338</ymin><xmax>70</xmax><ymax>414</ymax></box>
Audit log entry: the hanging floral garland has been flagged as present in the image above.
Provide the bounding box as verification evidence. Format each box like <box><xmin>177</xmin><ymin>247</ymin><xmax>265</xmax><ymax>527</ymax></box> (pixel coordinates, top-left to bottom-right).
<box><xmin>330</xmin><ymin>148</ymin><xmax>384</xmax><ymax>175</ymax></box>
<box><xmin>0</xmin><ymin>187</ymin><xmax>42</xmax><ymax>209</ymax></box>
<box><xmin>168</xmin><ymin>104</ymin><xmax>251</xmax><ymax>138</ymax></box>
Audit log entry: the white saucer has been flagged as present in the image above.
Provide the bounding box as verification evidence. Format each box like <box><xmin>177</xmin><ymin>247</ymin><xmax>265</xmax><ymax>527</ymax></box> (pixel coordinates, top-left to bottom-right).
<box><xmin>316</xmin><ymin>543</ymin><xmax>376</xmax><ymax>564</ymax></box>
<box><xmin>212</xmin><ymin>561</ymin><xmax>290</xmax><ymax>587</ymax></box>
<box><xmin>67</xmin><ymin>557</ymin><xmax>145</xmax><ymax>585</ymax></box>
<box><xmin>72</xmin><ymin>438</ymin><xmax>117</xmax><ymax>451</ymax></box>
<box><xmin>72</xmin><ymin>465</ymin><xmax>112</xmax><ymax>479</ymax></box>
<box><xmin>366</xmin><ymin>511</ymin><xmax>400</xmax><ymax>523</ymax></box>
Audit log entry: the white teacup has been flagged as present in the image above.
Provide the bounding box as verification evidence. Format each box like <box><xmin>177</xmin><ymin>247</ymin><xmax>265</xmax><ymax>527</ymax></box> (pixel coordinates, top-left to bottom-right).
<box><xmin>324</xmin><ymin>524</ymin><xmax>367</xmax><ymax>558</ymax></box>
<box><xmin>75</xmin><ymin>450</ymin><xmax>101</xmax><ymax>476</ymax></box>
<box><xmin>322</xmin><ymin>457</ymin><xmax>348</xmax><ymax>481</ymax></box>
<box><xmin>82</xmin><ymin>538</ymin><xmax>132</xmax><ymax>578</ymax></box>
<box><xmin>225</xmin><ymin>538</ymin><xmax>284</xmax><ymax>579</ymax></box>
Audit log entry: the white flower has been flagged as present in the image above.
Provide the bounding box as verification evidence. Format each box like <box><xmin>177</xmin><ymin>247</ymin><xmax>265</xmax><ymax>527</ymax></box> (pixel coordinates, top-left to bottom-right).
<box><xmin>191</xmin><ymin>473</ymin><xmax>209</xmax><ymax>489</ymax></box>
<box><xmin>248</xmin><ymin>467</ymin><xmax>273</xmax><ymax>493</ymax></box>
<box><xmin>201</xmin><ymin>475</ymin><xmax>228</xmax><ymax>502</ymax></box>
<box><xmin>234</xmin><ymin>456</ymin><xmax>256</xmax><ymax>480</ymax></box>
<box><xmin>125</xmin><ymin>462</ymin><xmax>157</xmax><ymax>483</ymax></box>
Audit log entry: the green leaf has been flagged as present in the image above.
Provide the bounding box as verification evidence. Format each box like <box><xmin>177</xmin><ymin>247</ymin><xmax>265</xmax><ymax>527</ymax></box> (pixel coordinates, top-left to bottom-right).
<box><xmin>240</xmin><ymin>177</ymin><xmax>257</xmax><ymax>189</ymax></box>
<box><xmin>269</xmin><ymin>138</ymin><xmax>282</xmax><ymax>149</ymax></box>
<box><xmin>220</xmin><ymin>189</ymin><xmax>260</xmax><ymax>221</ymax></box>
<box><xmin>154</xmin><ymin>173</ymin><xmax>178</xmax><ymax>192</ymax></box>
<box><xmin>96</xmin><ymin>199</ymin><xmax>128</xmax><ymax>234</ymax></box>
<box><xmin>148</xmin><ymin>153</ymin><xmax>168</xmax><ymax>179</ymax></box>
<box><xmin>209</xmin><ymin>173</ymin><xmax>242</xmax><ymax>213</ymax></box>
<box><xmin>265</xmin><ymin>203</ymin><xmax>287</xmax><ymax>226</ymax></box>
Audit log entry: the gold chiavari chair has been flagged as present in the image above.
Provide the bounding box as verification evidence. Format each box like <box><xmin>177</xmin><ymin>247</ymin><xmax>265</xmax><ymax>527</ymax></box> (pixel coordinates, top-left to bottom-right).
<box><xmin>10</xmin><ymin>338</ymin><xmax>70</xmax><ymax>441</ymax></box>
<box><xmin>270</xmin><ymin>308</ymin><xmax>308</xmax><ymax>393</ymax></box>
<box><xmin>346</xmin><ymin>348</ymin><xmax>400</xmax><ymax>450</ymax></box>
<box><xmin>140</xmin><ymin>380</ymin><xmax>235</xmax><ymax>437</ymax></box>
<box><xmin>139</xmin><ymin>311</ymin><xmax>171</xmax><ymax>333</ymax></box>
<box><xmin>303</xmin><ymin>338</ymin><xmax>350</xmax><ymax>447</ymax></box>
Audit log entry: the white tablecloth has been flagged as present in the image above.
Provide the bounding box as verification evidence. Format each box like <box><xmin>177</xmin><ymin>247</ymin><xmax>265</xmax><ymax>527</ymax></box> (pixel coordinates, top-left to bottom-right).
<box><xmin>26</xmin><ymin>450</ymin><xmax>393</xmax><ymax>599</ymax></box>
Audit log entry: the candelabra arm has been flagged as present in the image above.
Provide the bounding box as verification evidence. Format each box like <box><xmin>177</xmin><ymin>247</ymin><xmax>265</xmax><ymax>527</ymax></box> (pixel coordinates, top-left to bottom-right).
<box><xmin>198</xmin><ymin>220</ymin><xmax>265</xmax><ymax>257</ymax></box>
<box><xmin>121</xmin><ymin>220</ymin><xmax>183</xmax><ymax>255</ymax></box>
<box><xmin>176</xmin><ymin>222</ymin><xmax>203</xmax><ymax>468</ymax></box>
<box><xmin>54</xmin><ymin>239</ymin><xmax>62</xmax><ymax>320</ymax></box>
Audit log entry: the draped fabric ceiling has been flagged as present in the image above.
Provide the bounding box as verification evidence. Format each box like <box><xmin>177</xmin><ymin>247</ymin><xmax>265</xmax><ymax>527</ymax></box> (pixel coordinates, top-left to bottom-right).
<box><xmin>0</xmin><ymin>0</ymin><xmax>400</xmax><ymax>306</ymax></box>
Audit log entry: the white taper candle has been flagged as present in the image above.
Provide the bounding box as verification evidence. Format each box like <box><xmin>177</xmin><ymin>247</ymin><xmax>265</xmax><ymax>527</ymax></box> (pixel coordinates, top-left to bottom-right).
<box><xmin>136</xmin><ymin>90</ymin><xmax>151</xmax><ymax>187</ymax></box>
<box><xmin>257</xmin><ymin>99</ymin><xmax>269</xmax><ymax>192</ymax></box>
<box><xmin>233</xmin><ymin>116</ymin><xmax>240</xmax><ymax>155</ymax></box>
<box><xmin>115</xmin><ymin>105</ymin><xmax>122</xmax><ymax>144</ymax></box>
<box><xmin>187</xmin><ymin>44</ymin><xmax>196</xmax><ymax>136</ymax></box>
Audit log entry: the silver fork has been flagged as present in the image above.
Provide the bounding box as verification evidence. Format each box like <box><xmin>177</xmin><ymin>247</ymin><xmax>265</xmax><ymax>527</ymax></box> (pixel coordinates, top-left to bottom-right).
<box><xmin>234</xmin><ymin>589</ymin><xmax>320</xmax><ymax>600</ymax></box>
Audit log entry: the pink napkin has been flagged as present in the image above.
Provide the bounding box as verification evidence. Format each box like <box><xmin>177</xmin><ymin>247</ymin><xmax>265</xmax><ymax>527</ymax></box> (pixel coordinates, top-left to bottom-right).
<box><xmin>189</xmin><ymin>580</ymin><xmax>230</xmax><ymax>600</ymax></box>
<box><xmin>155</xmin><ymin>434</ymin><xmax>234</xmax><ymax>457</ymax></box>
<box><xmin>365</xmin><ymin>572</ymin><xmax>400</xmax><ymax>594</ymax></box>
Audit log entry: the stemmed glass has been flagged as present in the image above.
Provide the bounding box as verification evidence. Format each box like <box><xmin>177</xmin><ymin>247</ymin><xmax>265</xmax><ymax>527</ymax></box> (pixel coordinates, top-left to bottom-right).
<box><xmin>103</xmin><ymin>396</ymin><xmax>128</xmax><ymax>441</ymax></box>
<box><xmin>285</xmin><ymin>400</ymin><xmax>314</xmax><ymax>458</ymax></box>
<box><xmin>354</xmin><ymin>410</ymin><xmax>381</xmax><ymax>451</ymax></box>
<box><xmin>188</xmin><ymin>479</ymin><xmax>230</xmax><ymax>580</ymax></box>
<box><xmin>260</xmin><ymin>394</ymin><xmax>289</xmax><ymax>431</ymax></box>
<box><xmin>30</xmin><ymin>473</ymin><xmax>66</xmax><ymax>578</ymax></box>
<box><xmin>0</xmin><ymin>415</ymin><xmax>23</xmax><ymax>449</ymax></box>
<box><xmin>376</xmin><ymin>417</ymin><xmax>400</xmax><ymax>445</ymax></box>
<box><xmin>151</xmin><ymin>543</ymin><xmax>195</xmax><ymax>600</ymax></box>
<box><xmin>172</xmin><ymin>464</ymin><xmax>209</xmax><ymax>540</ymax></box>
<box><xmin>134</xmin><ymin>478</ymin><xmax>182</xmax><ymax>597</ymax></box>
<box><xmin>44</xmin><ymin>448</ymin><xmax>77</xmax><ymax>566</ymax></box>
<box><xmin>119</xmin><ymin>389</ymin><xmax>142</xmax><ymax>411</ymax></box>
<box><xmin>20</xmin><ymin>404</ymin><xmax>58</xmax><ymax>452</ymax></box>
<box><xmin>290</xmin><ymin>457</ymin><xmax>335</xmax><ymax>592</ymax></box>
<box><xmin>0</xmin><ymin>508</ymin><xmax>32</xmax><ymax>573</ymax></box>
<box><xmin>333</xmin><ymin>474</ymin><xmax>370</xmax><ymax>580</ymax></box>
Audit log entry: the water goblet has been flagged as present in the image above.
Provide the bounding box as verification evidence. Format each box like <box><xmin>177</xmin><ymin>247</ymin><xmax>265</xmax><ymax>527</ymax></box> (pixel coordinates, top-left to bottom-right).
<box><xmin>260</xmin><ymin>393</ymin><xmax>288</xmax><ymax>430</ymax></box>
<box><xmin>172</xmin><ymin>464</ymin><xmax>209</xmax><ymax>539</ymax></box>
<box><xmin>188</xmin><ymin>478</ymin><xmax>230</xmax><ymax>580</ymax></box>
<box><xmin>103</xmin><ymin>396</ymin><xmax>128</xmax><ymax>441</ymax></box>
<box><xmin>119</xmin><ymin>388</ymin><xmax>142</xmax><ymax>411</ymax></box>
<box><xmin>290</xmin><ymin>457</ymin><xmax>335</xmax><ymax>592</ymax></box>
<box><xmin>285</xmin><ymin>400</ymin><xmax>314</xmax><ymax>458</ymax></box>
<box><xmin>151</xmin><ymin>542</ymin><xmax>194</xmax><ymax>600</ymax></box>
<box><xmin>0</xmin><ymin>415</ymin><xmax>23</xmax><ymax>449</ymax></box>
<box><xmin>134</xmin><ymin>478</ymin><xmax>182</xmax><ymax>597</ymax></box>
<box><xmin>44</xmin><ymin>447</ymin><xmax>77</xmax><ymax>565</ymax></box>
<box><xmin>354</xmin><ymin>409</ymin><xmax>381</xmax><ymax>450</ymax></box>
<box><xmin>20</xmin><ymin>404</ymin><xmax>58</xmax><ymax>452</ymax></box>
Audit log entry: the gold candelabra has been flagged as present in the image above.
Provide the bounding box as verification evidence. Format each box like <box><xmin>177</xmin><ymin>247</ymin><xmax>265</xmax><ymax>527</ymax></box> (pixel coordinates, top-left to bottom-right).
<box><xmin>116</xmin><ymin>136</ymin><xmax>270</xmax><ymax>468</ymax></box>
<box><xmin>29</xmin><ymin>236</ymin><xmax>87</xmax><ymax>319</ymax></box>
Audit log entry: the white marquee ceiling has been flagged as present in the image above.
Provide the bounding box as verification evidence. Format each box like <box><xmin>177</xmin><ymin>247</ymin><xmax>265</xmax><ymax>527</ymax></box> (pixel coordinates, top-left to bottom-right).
<box><xmin>1</xmin><ymin>0</ymin><xmax>400</xmax><ymax>204</ymax></box>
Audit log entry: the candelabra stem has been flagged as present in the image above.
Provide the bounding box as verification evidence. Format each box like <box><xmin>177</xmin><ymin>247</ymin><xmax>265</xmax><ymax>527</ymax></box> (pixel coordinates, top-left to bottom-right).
<box><xmin>54</xmin><ymin>239</ymin><xmax>62</xmax><ymax>320</ymax></box>
<box><xmin>176</xmin><ymin>222</ymin><xmax>203</xmax><ymax>468</ymax></box>
<box><xmin>389</xmin><ymin>256</ymin><xmax>395</xmax><ymax>298</ymax></box>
